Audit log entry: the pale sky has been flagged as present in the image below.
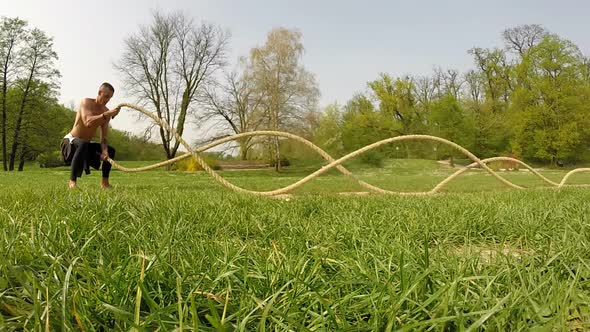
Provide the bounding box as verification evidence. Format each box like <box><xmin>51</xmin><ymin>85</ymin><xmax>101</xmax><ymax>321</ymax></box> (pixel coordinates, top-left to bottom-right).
<box><xmin>2</xmin><ymin>0</ymin><xmax>589</xmax><ymax>140</ymax></box>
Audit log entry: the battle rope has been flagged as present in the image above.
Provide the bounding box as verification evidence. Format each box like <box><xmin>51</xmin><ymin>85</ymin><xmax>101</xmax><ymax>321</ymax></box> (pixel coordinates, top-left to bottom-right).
<box><xmin>105</xmin><ymin>103</ymin><xmax>590</xmax><ymax>196</ymax></box>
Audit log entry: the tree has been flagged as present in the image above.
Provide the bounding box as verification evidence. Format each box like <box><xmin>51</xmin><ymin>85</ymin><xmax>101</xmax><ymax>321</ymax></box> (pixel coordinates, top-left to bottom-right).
<box><xmin>467</xmin><ymin>48</ymin><xmax>515</xmax><ymax>156</ymax></box>
<box><xmin>313</xmin><ymin>103</ymin><xmax>343</xmax><ymax>156</ymax></box>
<box><xmin>2</xmin><ymin>83</ymin><xmax>78</xmax><ymax>170</ymax></box>
<box><xmin>202</xmin><ymin>69</ymin><xmax>266</xmax><ymax>160</ymax></box>
<box><xmin>580</xmin><ymin>56</ymin><xmax>590</xmax><ymax>83</ymax></box>
<box><xmin>8</xmin><ymin>28</ymin><xmax>59</xmax><ymax>170</ymax></box>
<box><xmin>341</xmin><ymin>94</ymin><xmax>394</xmax><ymax>165</ymax></box>
<box><xmin>413</xmin><ymin>75</ymin><xmax>435</xmax><ymax>113</ymax></box>
<box><xmin>442</xmin><ymin>69</ymin><xmax>463</xmax><ymax>100</ymax></box>
<box><xmin>511</xmin><ymin>35</ymin><xmax>590</xmax><ymax>164</ymax></box>
<box><xmin>14</xmin><ymin>82</ymin><xmax>61</xmax><ymax>170</ymax></box>
<box><xmin>247</xmin><ymin>27</ymin><xmax>320</xmax><ymax>170</ymax></box>
<box><xmin>503</xmin><ymin>24</ymin><xmax>548</xmax><ymax>57</ymax></box>
<box><xmin>0</xmin><ymin>17</ymin><xmax>27</xmax><ymax>171</ymax></box>
<box><xmin>461</xmin><ymin>68</ymin><xmax>508</xmax><ymax>156</ymax></box>
<box><xmin>428</xmin><ymin>95</ymin><xmax>475</xmax><ymax>160</ymax></box>
<box><xmin>468</xmin><ymin>47</ymin><xmax>513</xmax><ymax>106</ymax></box>
<box><xmin>116</xmin><ymin>12</ymin><xmax>230</xmax><ymax>161</ymax></box>
<box><xmin>463</xmin><ymin>70</ymin><xmax>485</xmax><ymax>106</ymax></box>
<box><xmin>368</xmin><ymin>74</ymin><xmax>422</xmax><ymax>136</ymax></box>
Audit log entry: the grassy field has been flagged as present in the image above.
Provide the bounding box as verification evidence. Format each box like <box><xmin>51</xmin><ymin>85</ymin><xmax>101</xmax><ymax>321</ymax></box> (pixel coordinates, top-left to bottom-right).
<box><xmin>1</xmin><ymin>159</ymin><xmax>590</xmax><ymax>330</ymax></box>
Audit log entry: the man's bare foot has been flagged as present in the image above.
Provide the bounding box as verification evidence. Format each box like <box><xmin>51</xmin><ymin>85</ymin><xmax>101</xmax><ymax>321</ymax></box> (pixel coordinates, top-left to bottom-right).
<box><xmin>68</xmin><ymin>180</ymin><xmax>77</xmax><ymax>190</ymax></box>
<box><xmin>101</xmin><ymin>178</ymin><xmax>112</xmax><ymax>189</ymax></box>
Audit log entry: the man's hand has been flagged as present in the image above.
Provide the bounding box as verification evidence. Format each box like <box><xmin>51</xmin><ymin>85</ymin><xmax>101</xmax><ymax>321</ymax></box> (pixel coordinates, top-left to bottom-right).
<box><xmin>101</xmin><ymin>150</ymin><xmax>109</xmax><ymax>161</ymax></box>
<box><xmin>107</xmin><ymin>107</ymin><xmax>121</xmax><ymax>119</ymax></box>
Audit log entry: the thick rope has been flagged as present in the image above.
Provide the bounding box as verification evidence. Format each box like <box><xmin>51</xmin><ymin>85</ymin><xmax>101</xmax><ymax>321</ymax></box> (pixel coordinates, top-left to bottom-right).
<box><xmin>106</xmin><ymin>103</ymin><xmax>590</xmax><ymax>196</ymax></box>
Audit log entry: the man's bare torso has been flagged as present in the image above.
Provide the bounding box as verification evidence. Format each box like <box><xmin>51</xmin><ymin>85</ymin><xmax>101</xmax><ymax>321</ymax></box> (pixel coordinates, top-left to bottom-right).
<box><xmin>69</xmin><ymin>98</ymin><xmax>108</xmax><ymax>141</ymax></box>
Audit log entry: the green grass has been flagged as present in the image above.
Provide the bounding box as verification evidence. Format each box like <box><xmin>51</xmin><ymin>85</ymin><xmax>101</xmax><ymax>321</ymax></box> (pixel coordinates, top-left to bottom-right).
<box><xmin>1</xmin><ymin>159</ymin><xmax>590</xmax><ymax>330</ymax></box>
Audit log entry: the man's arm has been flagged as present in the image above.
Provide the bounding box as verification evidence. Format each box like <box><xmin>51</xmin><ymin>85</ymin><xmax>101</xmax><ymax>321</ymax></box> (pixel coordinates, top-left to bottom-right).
<box><xmin>79</xmin><ymin>100</ymin><xmax>119</xmax><ymax>127</ymax></box>
<box><xmin>79</xmin><ymin>100</ymin><xmax>107</xmax><ymax>127</ymax></box>
<box><xmin>100</xmin><ymin>119</ymin><xmax>110</xmax><ymax>160</ymax></box>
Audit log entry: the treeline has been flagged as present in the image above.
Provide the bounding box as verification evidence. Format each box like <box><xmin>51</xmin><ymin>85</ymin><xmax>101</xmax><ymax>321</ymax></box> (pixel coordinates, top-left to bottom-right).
<box><xmin>4</xmin><ymin>14</ymin><xmax>589</xmax><ymax>170</ymax></box>
<box><xmin>0</xmin><ymin>17</ymin><xmax>164</xmax><ymax>170</ymax></box>
<box><xmin>311</xmin><ymin>25</ymin><xmax>590</xmax><ymax>166</ymax></box>
<box><xmin>190</xmin><ymin>23</ymin><xmax>590</xmax><ymax>166</ymax></box>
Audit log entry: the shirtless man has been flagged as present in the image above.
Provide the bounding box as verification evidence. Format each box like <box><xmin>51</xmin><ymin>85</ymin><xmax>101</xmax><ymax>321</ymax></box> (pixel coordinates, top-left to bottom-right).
<box><xmin>61</xmin><ymin>83</ymin><xmax>121</xmax><ymax>189</ymax></box>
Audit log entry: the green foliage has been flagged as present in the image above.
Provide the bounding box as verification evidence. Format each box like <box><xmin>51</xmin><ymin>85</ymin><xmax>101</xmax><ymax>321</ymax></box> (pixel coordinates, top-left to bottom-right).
<box><xmin>510</xmin><ymin>35</ymin><xmax>590</xmax><ymax>163</ymax></box>
<box><xmin>106</xmin><ymin>130</ymin><xmax>165</xmax><ymax>161</ymax></box>
<box><xmin>341</xmin><ymin>94</ymin><xmax>393</xmax><ymax>166</ymax></box>
<box><xmin>472</xmin><ymin>104</ymin><xmax>513</xmax><ymax>157</ymax></box>
<box><xmin>37</xmin><ymin>150</ymin><xmax>63</xmax><ymax>168</ymax></box>
<box><xmin>268</xmin><ymin>154</ymin><xmax>290</xmax><ymax>167</ymax></box>
<box><xmin>279</xmin><ymin>135</ymin><xmax>316</xmax><ymax>163</ymax></box>
<box><xmin>468</xmin><ymin>47</ymin><xmax>512</xmax><ymax>108</ymax></box>
<box><xmin>368</xmin><ymin>73</ymin><xmax>421</xmax><ymax>135</ymax></box>
<box><xmin>429</xmin><ymin>95</ymin><xmax>476</xmax><ymax>158</ymax></box>
<box><xmin>308</xmin><ymin>28</ymin><xmax>590</xmax><ymax>166</ymax></box>
<box><xmin>313</xmin><ymin>103</ymin><xmax>343</xmax><ymax>156</ymax></box>
<box><xmin>2</xmin><ymin>84</ymin><xmax>73</xmax><ymax>163</ymax></box>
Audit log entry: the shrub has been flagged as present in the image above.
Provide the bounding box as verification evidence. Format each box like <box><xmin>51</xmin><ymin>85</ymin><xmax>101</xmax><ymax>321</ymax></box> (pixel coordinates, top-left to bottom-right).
<box><xmin>269</xmin><ymin>156</ymin><xmax>291</xmax><ymax>167</ymax></box>
<box><xmin>38</xmin><ymin>151</ymin><xmax>65</xmax><ymax>168</ymax></box>
<box><xmin>175</xmin><ymin>154</ymin><xmax>220</xmax><ymax>171</ymax></box>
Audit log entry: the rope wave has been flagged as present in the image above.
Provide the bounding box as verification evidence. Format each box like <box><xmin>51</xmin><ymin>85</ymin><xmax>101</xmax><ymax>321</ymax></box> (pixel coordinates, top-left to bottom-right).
<box><xmin>107</xmin><ymin>103</ymin><xmax>590</xmax><ymax>196</ymax></box>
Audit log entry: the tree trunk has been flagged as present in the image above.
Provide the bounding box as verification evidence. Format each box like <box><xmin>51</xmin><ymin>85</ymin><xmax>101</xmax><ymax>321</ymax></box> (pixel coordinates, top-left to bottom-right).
<box><xmin>2</xmin><ymin>57</ymin><xmax>9</xmax><ymax>171</ymax></box>
<box><xmin>165</xmin><ymin>149</ymin><xmax>173</xmax><ymax>171</ymax></box>
<box><xmin>9</xmin><ymin>63</ymin><xmax>34</xmax><ymax>171</ymax></box>
<box><xmin>239</xmin><ymin>138</ymin><xmax>248</xmax><ymax>160</ymax></box>
<box><xmin>9</xmin><ymin>82</ymin><xmax>31</xmax><ymax>170</ymax></box>
<box><xmin>274</xmin><ymin>136</ymin><xmax>281</xmax><ymax>172</ymax></box>
<box><xmin>8</xmin><ymin>126</ymin><xmax>19</xmax><ymax>171</ymax></box>
<box><xmin>272</xmin><ymin>109</ymin><xmax>281</xmax><ymax>172</ymax></box>
<box><xmin>18</xmin><ymin>145</ymin><xmax>26</xmax><ymax>171</ymax></box>
<box><xmin>1</xmin><ymin>82</ymin><xmax>6</xmax><ymax>171</ymax></box>
<box><xmin>171</xmin><ymin>94</ymin><xmax>189</xmax><ymax>160</ymax></box>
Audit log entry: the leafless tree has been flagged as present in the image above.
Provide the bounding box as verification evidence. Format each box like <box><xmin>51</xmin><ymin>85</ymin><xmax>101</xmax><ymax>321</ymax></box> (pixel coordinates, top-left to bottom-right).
<box><xmin>442</xmin><ymin>68</ymin><xmax>463</xmax><ymax>99</ymax></box>
<box><xmin>201</xmin><ymin>69</ymin><xmax>267</xmax><ymax>160</ymax></box>
<box><xmin>116</xmin><ymin>12</ymin><xmax>230</xmax><ymax>160</ymax></box>
<box><xmin>503</xmin><ymin>24</ymin><xmax>548</xmax><ymax>57</ymax></box>
<box><xmin>463</xmin><ymin>70</ymin><xmax>485</xmax><ymax>105</ymax></box>
<box><xmin>413</xmin><ymin>76</ymin><xmax>435</xmax><ymax>111</ymax></box>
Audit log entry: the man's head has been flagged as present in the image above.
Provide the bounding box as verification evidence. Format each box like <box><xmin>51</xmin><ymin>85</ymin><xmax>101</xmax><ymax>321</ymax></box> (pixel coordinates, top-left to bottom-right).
<box><xmin>97</xmin><ymin>82</ymin><xmax>115</xmax><ymax>105</ymax></box>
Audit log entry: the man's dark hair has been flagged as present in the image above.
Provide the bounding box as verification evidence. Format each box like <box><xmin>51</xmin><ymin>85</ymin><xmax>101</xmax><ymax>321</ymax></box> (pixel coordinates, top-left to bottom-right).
<box><xmin>100</xmin><ymin>82</ymin><xmax>115</xmax><ymax>93</ymax></box>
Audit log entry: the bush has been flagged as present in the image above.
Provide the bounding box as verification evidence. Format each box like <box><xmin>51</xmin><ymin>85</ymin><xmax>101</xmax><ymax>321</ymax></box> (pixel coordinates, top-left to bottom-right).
<box><xmin>269</xmin><ymin>156</ymin><xmax>291</xmax><ymax>167</ymax></box>
<box><xmin>38</xmin><ymin>151</ymin><xmax>65</xmax><ymax>168</ymax></box>
<box><xmin>175</xmin><ymin>154</ymin><xmax>220</xmax><ymax>171</ymax></box>
<box><xmin>359</xmin><ymin>152</ymin><xmax>383</xmax><ymax>167</ymax></box>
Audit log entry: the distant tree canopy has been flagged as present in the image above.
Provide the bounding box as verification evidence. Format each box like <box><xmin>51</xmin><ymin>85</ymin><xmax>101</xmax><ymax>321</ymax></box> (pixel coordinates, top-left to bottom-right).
<box><xmin>309</xmin><ymin>25</ymin><xmax>590</xmax><ymax>166</ymax></box>
<box><xmin>200</xmin><ymin>23</ymin><xmax>590</xmax><ymax>167</ymax></box>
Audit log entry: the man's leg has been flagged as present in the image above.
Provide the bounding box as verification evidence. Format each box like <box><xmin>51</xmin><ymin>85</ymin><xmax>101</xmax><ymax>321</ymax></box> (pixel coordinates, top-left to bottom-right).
<box><xmin>69</xmin><ymin>139</ymin><xmax>88</xmax><ymax>189</ymax></box>
<box><xmin>101</xmin><ymin>146</ymin><xmax>116</xmax><ymax>188</ymax></box>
